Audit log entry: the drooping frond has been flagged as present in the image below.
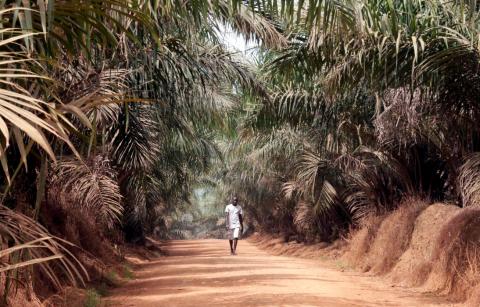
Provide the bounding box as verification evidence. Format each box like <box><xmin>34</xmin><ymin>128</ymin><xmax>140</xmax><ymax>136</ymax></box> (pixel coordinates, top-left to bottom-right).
<box><xmin>293</xmin><ymin>200</ymin><xmax>315</xmax><ymax>234</ymax></box>
<box><xmin>0</xmin><ymin>30</ymin><xmax>74</xmax><ymax>180</ymax></box>
<box><xmin>58</xmin><ymin>67</ymin><xmax>130</xmax><ymax>130</ymax></box>
<box><xmin>214</xmin><ymin>1</ymin><xmax>288</xmax><ymax>49</ymax></box>
<box><xmin>458</xmin><ymin>153</ymin><xmax>480</xmax><ymax>208</ymax></box>
<box><xmin>0</xmin><ymin>205</ymin><xmax>87</xmax><ymax>290</ymax></box>
<box><xmin>52</xmin><ymin>156</ymin><xmax>123</xmax><ymax>229</ymax></box>
<box><xmin>109</xmin><ymin>107</ymin><xmax>160</xmax><ymax>173</ymax></box>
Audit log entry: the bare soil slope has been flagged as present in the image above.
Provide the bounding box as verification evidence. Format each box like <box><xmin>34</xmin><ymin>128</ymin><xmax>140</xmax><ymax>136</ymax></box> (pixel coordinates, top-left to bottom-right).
<box><xmin>107</xmin><ymin>239</ymin><xmax>457</xmax><ymax>306</ymax></box>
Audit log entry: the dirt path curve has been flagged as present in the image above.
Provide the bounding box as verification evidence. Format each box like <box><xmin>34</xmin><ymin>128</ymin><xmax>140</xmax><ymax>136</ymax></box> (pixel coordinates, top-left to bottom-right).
<box><xmin>107</xmin><ymin>239</ymin><xmax>456</xmax><ymax>307</ymax></box>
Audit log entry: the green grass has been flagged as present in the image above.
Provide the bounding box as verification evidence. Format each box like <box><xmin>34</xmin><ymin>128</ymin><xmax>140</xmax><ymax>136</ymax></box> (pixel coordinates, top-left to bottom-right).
<box><xmin>95</xmin><ymin>282</ymin><xmax>109</xmax><ymax>297</ymax></box>
<box><xmin>99</xmin><ymin>264</ymin><xmax>134</xmax><ymax>294</ymax></box>
<box><xmin>104</xmin><ymin>270</ymin><xmax>121</xmax><ymax>287</ymax></box>
<box><xmin>84</xmin><ymin>289</ymin><xmax>101</xmax><ymax>307</ymax></box>
<box><xmin>122</xmin><ymin>264</ymin><xmax>134</xmax><ymax>279</ymax></box>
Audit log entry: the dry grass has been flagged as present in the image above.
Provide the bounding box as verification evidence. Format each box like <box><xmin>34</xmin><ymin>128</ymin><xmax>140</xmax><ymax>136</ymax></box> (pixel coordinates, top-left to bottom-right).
<box><xmin>428</xmin><ymin>208</ymin><xmax>480</xmax><ymax>299</ymax></box>
<box><xmin>344</xmin><ymin>202</ymin><xmax>480</xmax><ymax>302</ymax></box>
<box><xmin>463</xmin><ymin>245</ymin><xmax>480</xmax><ymax>307</ymax></box>
<box><xmin>248</xmin><ymin>233</ymin><xmax>345</xmax><ymax>260</ymax></box>
<box><xmin>251</xmin><ymin>203</ymin><xmax>480</xmax><ymax>304</ymax></box>
<box><xmin>342</xmin><ymin>214</ymin><xmax>383</xmax><ymax>269</ymax></box>
<box><xmin>43</xmin><ymin>287</ymin><xmax>107</xmax><ymax>307</ymax></box>
<box><xmin>466</xmin><ymin>284</ymin><xmax>480</xmax><ymax>307</ymax></box>
<box><xmin>37</xmin><ymin>189</ymin><xmax>124</xmax><ymax>298</ymax></box>
<box><xmin>389</xmin><ymin>203</ymin><xmax>459</xmax><ymax>287</ymax></box>
<box><xmin>0</xmin><ymin>279</ymin><xmax>42</xmax><ymax>307</ymax></box>
<box><xmin>362</xmin><ymin>198</ymin><xmax>429</xmax><ymax>274</ymax></box>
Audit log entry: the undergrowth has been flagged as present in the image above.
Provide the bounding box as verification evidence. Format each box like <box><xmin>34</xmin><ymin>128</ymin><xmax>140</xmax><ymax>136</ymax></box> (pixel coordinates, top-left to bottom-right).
<box><xmin>84</xmin><ymin>289</ymin><xmax>101</xmax><ymax>307</ymax></box>
<box><xmin>122</xmin><ymin>265</ymin><xmax>134</xmax><ymax>280</ymax></box>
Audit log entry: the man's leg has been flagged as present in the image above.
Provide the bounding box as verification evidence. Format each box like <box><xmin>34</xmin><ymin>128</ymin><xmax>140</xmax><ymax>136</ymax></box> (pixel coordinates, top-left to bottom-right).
<box><xmin>232</xmin><ymin>227</ymin><xmax>240</xmax><ymax>254</ymax></box>
<box><xmin>233</xmin><ymin>238</ymin><xmax>238</xmax><ymax>254</ymax></box>
<box><xmin>228</xmin><ymin>229</ymin><xmax>234</xmax><ymax>254</ymax></box>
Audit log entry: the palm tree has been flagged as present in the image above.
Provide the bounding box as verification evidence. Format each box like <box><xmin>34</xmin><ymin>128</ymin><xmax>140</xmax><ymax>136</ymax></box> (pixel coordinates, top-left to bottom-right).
<box><xmin>0</xmin><ymin>1</ymin><xmax>286</xmax><ymax>302</ymax></box>
<box><xmin>218</xmin><ymin>0</ymin><xmax>480</xmax><ymax>240</ymax></box>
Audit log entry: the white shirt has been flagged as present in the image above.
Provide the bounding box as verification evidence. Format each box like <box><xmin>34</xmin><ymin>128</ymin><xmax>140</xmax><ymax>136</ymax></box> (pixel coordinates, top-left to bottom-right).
<box><xmin>225</xmin><ymin>204</ymin><xmax>243</xmax><ymax>229</ymax></box>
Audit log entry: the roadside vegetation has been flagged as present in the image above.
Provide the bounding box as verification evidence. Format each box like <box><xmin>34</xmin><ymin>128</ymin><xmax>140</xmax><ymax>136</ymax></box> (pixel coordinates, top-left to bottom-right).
<box><xmin>223</xmin><ymin>0</ymin><xmax>480</xmax><ymax>242</ymax></box>
<box><xmin>0</xmin><ymin>0</ymin><xmax>283</xmax><ymax>305</ymax></box>
<box><xmin>2</xmin><ymin>0</ymin><xmax>480</xmax><ymax>306</ymax></box>
<box><xmin>215</xmin><ymin>0</ymin><xmax>480</xmax><ymax>304</ymax></box>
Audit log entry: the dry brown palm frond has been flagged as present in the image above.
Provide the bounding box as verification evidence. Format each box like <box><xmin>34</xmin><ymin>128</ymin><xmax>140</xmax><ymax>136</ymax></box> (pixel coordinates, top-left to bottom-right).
<box><xmin>0</xmin><ymin>205</ymin><xmax>87</xmax><ymax>292</ymax></box>
<box><xmin>293</xmin><ymin>200</ymin><xmax>315</xmax><ymax>234</ymax></box>
<box><xmin>282</xmin><ymin>181</ymin><xmax>298</xmax><ymax>200</ymax></box>
<box><xmin>295</xmin><ymin>150</ymin><xmax>329</xmax><ymax>196</ymax></box>
<box><xmin>458</xmin><ymin>153</ymin><xmax>480</xmax><ymax>207</ymax></box>
<box><xmin>51</xmin><ymin>156</ymin><xmax>123</xmax><ymax>229</ymax></box>
<box><xmin>374</xmin><ymin>88</ymin><xmax>428</xmax><ymax>149</ymax></box>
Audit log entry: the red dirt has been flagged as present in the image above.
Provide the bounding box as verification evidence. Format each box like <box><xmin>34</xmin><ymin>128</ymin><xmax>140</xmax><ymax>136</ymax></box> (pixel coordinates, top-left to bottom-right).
<box><xmin>107</xmin><ymin>239</ymin><xmax>458</xmax><ymax>306</ymax></box>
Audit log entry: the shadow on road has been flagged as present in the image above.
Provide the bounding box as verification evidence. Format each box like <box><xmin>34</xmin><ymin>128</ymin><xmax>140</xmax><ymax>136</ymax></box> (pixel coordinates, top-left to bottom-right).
<box><xmin>107</xmin><ymin>239</ymin><xmax>455</xmax><ymax>307</ymax></box>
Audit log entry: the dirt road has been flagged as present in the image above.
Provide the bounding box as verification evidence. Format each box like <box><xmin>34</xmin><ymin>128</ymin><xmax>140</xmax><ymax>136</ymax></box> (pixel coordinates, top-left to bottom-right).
<box><xmin>107</xmin><ymin>239</ymin><xmax>456</xmax><ymax>307</ymax></box>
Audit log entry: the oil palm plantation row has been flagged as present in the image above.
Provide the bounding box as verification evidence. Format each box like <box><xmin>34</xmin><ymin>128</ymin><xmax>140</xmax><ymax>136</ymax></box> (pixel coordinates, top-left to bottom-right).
<box><xmin>4</xmin><ymin>0</ymin><xmax>480</xmax><ymax>303</ymax></box>
<box><xmin>0</xmin><ymin>0</ymin><xmax>286</xmax><ymax>303</ymax></box>
<box><xmin>219</xmin><ymin>0</ymin><xmax>480</xmax><ymax>241</ymax></box>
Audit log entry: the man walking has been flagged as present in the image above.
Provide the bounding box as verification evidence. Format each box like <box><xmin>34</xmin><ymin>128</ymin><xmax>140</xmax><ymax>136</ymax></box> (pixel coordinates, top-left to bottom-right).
<box><xmin>225</xmin><ymin>196</ymin><xmax>243</xmax><ymax>255</ymax></box>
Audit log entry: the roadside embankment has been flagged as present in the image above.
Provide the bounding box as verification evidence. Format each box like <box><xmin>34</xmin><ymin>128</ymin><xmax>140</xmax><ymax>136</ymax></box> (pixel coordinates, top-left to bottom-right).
<box><xmin>250</xmin><ymin>200</ymin><xmax>480</xmax><ymax>306</ymax></box>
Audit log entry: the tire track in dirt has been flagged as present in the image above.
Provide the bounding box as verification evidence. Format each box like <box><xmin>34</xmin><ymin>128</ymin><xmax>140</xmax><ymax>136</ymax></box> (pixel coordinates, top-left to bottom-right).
<box><xmin>107</xmin><ymin>239</ymin><xmax>458</xmax><ymax>306</ymax></box>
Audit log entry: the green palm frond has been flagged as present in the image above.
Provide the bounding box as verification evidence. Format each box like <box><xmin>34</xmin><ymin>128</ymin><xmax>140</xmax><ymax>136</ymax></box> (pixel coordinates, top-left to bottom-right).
<box><xmin>0</xmin><ymin>29</ymin><xmax>78</xmax><ymax>180</ymax></box>
<box><xmin>35</xmin><ymin>0</ymin><xmax>154</xmax><ymax>58</ymax></box>
<box><xmin>252</xmin><ymin>88</ymin><xmax>326</xmax><ymax>128</ymax></box>
<box><xmin>295</xmin><ymin>150</ymin><xmax>330</xmax><ymax>197</ymax></box>
<box><xmin>282</xmin><ymin>181</ymin><xmax>298</xmax><ymax>200</ymax></box>
<box><xmin>122</xmin><ymin>174</ymin><xmax>147</xmax><ymax>242</ymax></box>
<box><xmin>109</xmin><ymin>107</ymin><xmax>160</xmax><ymax>173</ymax></box>
<box><xmin>312</xmin><ymin>180</ymin><xmax>340</xmax><ymax>217</ymax></box>
<box><xmin>58</xmin><ymin>67</ymin><xmax>130</xmax><ymax>129</ymax></box>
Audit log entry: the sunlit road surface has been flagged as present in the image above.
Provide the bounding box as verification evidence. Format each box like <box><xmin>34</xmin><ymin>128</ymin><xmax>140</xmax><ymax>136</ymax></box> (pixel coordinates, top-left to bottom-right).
<box><xmin>108</xmin><ymin>239</ymin><xmax>457</xmax><ymax>307</ymax></box>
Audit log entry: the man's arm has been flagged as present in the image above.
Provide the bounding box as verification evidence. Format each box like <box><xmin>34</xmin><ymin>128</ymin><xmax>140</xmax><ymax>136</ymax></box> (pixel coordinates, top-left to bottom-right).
<box><xmin>225</xmin><ymin>211</ymin><xmax>230</xmax><ymax>229</ymax></box>
<box><xmin>239</xmin><ymin>213</ymin><xmax>243</xmax><ymax>230</ymax></box>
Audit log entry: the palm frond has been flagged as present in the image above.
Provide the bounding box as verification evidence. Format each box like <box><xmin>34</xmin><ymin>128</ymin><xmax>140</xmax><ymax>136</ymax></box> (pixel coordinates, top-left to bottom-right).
<box><xmin>0</xmin><ymin>205</ymin><xmax>87</xmax><ymax>291</ymax></box>
<box><xmin>458</xmin><ymin>153</ymin><xmax>480</xmax><ymax>207</ymax></box>
<box><xmin>293</xmin><ymin>200</ymin><xmax>315</xmax><ymax>234</ymax></box>
<box><xmin>214</xmin><ymin>1</ymin><xmax>288</xmax><ymax>49</ymax></box>
<box><xmin>52</xmin><ymin>156</ymin><xmax>123</xmax><ymax>229</ymax></box>
<box><xmin>109</xmin><ymin>107</ymin><xmax>160</xmax><ymax>173</ymax></box>
<box><xmin>0</xmin><ymin>30</ymin><xmax>74</xmax><ymax>179</ymax></box>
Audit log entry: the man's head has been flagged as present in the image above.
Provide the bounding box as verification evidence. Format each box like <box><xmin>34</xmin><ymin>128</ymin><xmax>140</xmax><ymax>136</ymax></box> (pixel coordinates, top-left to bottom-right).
<box><xmin>232</xmin><ymin>196</ymin><xmax>238</xmax><ymax>206</ymax></box>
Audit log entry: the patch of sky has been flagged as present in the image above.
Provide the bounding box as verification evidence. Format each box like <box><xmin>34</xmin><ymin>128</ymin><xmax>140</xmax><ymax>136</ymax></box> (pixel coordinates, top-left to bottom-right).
<box><xmin>216</xmin><ymin>22</ymin><xmax>260</xmax><ymax>65</ymax></box>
